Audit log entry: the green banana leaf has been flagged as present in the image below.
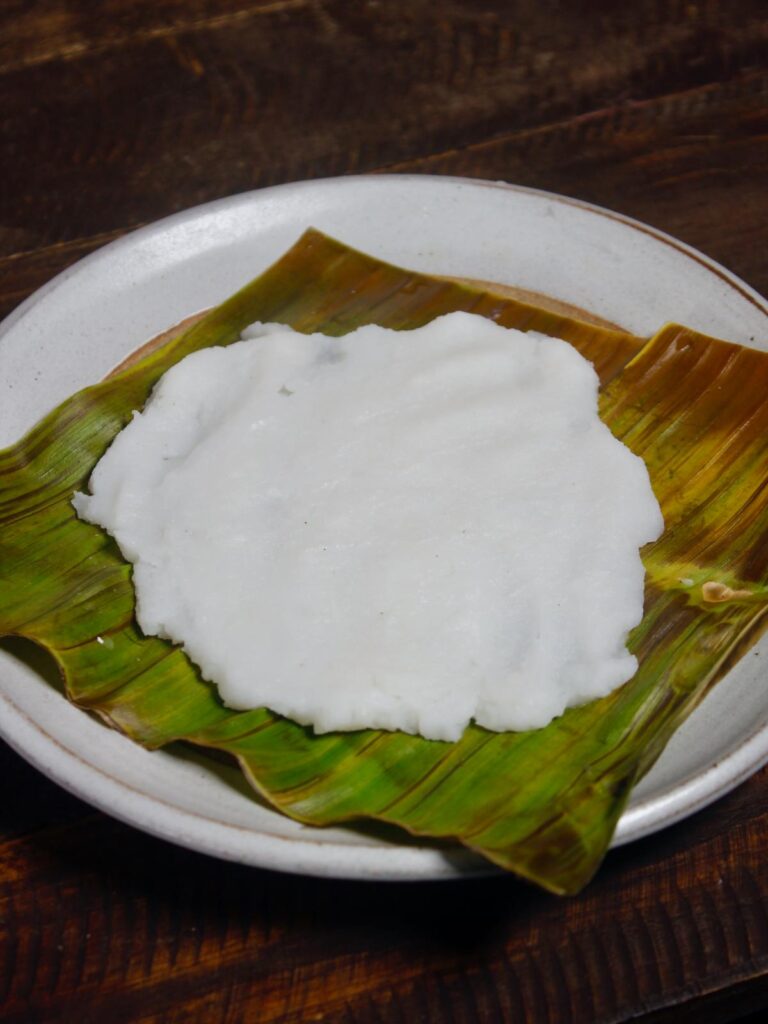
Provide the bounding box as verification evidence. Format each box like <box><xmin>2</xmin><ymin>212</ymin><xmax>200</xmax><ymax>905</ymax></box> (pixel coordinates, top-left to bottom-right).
<box><xmin>2</xmin><ymin>229</ymin><xmax>767</xmax><ymax>894</ymax></box>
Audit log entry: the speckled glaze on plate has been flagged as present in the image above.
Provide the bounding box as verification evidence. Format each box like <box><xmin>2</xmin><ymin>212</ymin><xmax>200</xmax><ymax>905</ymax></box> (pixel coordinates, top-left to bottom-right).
<box><xmin>1</xmin><ymin>175</ymin><xmax>767</xmax><ymax>881</ymax></box>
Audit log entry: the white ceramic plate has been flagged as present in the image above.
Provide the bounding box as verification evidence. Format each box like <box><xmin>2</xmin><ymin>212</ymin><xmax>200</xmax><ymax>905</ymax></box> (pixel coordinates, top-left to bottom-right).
<box><xmin>1</xmin><ymin>175</ymin><xmax>767</xmax><ymax>881</ymax></box>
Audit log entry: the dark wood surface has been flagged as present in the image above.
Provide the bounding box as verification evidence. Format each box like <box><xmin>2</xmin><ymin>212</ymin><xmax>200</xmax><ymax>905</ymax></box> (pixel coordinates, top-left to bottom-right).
<box><xmin>1</xmin><ymin>2</ymin><xmax>767</xmax><ymax>1021</ymax></box>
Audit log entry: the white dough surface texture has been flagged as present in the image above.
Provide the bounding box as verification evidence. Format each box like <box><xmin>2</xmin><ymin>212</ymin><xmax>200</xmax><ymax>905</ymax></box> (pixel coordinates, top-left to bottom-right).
<box><xmin>74</xmin><ymin>313</ymin><xmax>663</xmax><ymax>741</ymax></box>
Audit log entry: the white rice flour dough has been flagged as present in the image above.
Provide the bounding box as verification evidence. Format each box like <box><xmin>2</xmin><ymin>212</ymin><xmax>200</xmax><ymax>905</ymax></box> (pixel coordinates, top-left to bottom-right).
<box><xmin>74</xmin><ymin>313</ymin><xmax>663</xmax><ymax>741</ymax></box>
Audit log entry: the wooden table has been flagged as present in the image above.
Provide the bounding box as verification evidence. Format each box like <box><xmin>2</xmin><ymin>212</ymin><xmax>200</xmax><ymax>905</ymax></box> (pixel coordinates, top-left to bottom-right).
<box><xmin>1</xmin><ymin>2</ymin><xmax>767</xmax><ymax>1021</ymax></box>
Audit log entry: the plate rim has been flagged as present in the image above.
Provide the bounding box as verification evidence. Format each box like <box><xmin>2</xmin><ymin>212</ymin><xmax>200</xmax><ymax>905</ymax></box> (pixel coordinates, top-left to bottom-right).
<box><xmin>2</xmin><ymin>173</ymin><xmax>768</xmax><ymax>881</ymax></box>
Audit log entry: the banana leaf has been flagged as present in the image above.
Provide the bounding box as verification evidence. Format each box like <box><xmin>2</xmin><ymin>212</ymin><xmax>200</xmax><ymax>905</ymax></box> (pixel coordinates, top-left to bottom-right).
<box><xmin>2</xmin><ymin>229</ymin><xmax>768</xmax><ymax>894</ymax></box>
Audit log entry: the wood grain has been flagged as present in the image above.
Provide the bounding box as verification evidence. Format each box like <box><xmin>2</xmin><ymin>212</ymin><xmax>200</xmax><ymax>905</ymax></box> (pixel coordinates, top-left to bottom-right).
<box><xmin>0</xmin><ymin>1</ymin><xmax>309</xmax><ymax>73</ymax></box>
<box><xmin>1</xmin><ymin>1</ymin><xmax>768</xmax><ymax>1021</ymax></box>
<box><xmin>1</xmin><ymin>1</ymin><xmax>766</xmax><ymax>258</ymax></box>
